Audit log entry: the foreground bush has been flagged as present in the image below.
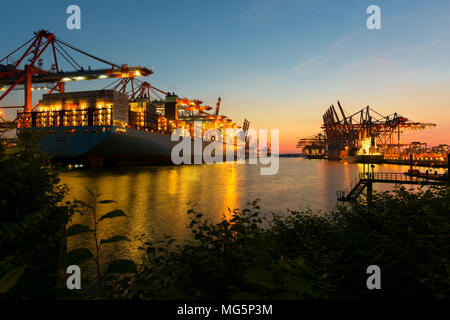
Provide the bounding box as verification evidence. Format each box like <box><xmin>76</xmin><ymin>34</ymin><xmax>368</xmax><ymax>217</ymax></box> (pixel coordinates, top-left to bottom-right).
<box><xmin>107</xmin><ymin>186</ymin><xmax>449</xmax><ymax>300</ymax></box>
<box><xmin>0</xmin><ymin>134</ymin><xmax>69</xmax><ymax>299</ymax></box>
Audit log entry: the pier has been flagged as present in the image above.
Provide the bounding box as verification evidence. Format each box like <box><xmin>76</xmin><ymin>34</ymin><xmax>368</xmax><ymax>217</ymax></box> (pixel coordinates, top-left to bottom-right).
<box><xmin>337</xmin><ymin>171</ymin><xmax>448</xmax><ymax>202</ymax></box>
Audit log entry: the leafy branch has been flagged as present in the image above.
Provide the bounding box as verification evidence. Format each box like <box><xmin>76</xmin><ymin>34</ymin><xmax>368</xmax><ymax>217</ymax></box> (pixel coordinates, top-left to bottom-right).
<box><xmin>65</xmin><ymin>187</ymin><xmax>136</xmax><ymax>296</ymax></box>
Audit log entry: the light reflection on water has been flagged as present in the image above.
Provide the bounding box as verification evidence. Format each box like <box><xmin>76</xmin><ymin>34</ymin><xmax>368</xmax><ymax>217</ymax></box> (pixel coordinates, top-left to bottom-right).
<box><xmin>60</xmin><ymin>158</ymin><xmax>445</xmax><ymax>264</ymax></box>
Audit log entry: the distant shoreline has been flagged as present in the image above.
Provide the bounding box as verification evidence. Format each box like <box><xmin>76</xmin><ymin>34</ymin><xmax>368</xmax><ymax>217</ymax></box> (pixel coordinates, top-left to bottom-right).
<box><xmin>279</xmin><ymin>154</ymin><xmax>448</xmax><ymax>168</ymax></box>
<box><xmin>278</xmin><ymin>153</ymin><xmax>305</xmax><ymax>158</ymax></box>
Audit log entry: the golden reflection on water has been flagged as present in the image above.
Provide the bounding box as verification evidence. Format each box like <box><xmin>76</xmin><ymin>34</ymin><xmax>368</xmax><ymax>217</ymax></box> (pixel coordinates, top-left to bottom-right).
<box><xmin>62</xmin><ymin>163</ymin><xmax>244</xmax><ymax>263</ymax></box>
<box><xmin>222</xmin><ymin>164</ymin><xmax>238</xmax><ymax>220</ymax></box>
<box><xmin>60</xmin><ymin>159</ymin><xmax>445</xmax><ymax>264</ymax></box>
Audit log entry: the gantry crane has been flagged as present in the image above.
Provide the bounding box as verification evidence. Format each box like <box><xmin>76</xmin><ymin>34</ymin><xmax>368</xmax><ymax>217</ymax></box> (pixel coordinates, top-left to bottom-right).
<box><xmin>296</xmin><ymin>132</ymin><xmax>327</xmax><ymax>149</ymax></box>
<box><xmin>321</xmin><ymin>101</ymin><xmax>436</xmax><ymax>158</ymax></box>
<box><xmin>102</xmin><ymin>78</ymin><xmax>162</xmax><ymax>101</ymax></box>
<box><xmin>0</xmin><ymin>30</ymin><xmax>152</xmax><ymax>116</ymax></box>
<box><xmin>103</xmin><ymin>77</ymin><xmax>238</xmax><ymax>126</ymax></box>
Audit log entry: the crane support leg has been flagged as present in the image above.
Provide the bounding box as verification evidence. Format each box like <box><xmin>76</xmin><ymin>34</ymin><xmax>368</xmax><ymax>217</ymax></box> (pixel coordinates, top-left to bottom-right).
<box><xmin>24</xmin><ymin>65</ymin><xmax>32</xmax><ymax>112</ymax></box>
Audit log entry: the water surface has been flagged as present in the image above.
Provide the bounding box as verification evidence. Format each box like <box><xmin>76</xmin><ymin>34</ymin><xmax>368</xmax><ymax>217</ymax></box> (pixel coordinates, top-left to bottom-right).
<box><xmin>60</xmin><ymin>158</ymin><xmax>444</xmax><ymax>263</ymax></box>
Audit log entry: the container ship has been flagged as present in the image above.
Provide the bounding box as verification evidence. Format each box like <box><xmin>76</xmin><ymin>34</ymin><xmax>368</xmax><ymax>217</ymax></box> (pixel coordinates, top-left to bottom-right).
<box><xmin>1</xmin><ymin>30</ymin><xmax>252</xmax><ymax>167</ymax></box>
<box><xmin>16</xmin><ymin>89</ymin><xmax>247</xmax><ymax>167</ymax></box>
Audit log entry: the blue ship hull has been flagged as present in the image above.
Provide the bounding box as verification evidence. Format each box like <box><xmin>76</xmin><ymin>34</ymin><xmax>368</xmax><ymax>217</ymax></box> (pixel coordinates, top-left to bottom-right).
<box><xmin>18</xmin><ymin>126</ymin><xmax>185</xmax><ymax>166</ymax></box>
<box><xmin>18</xmin><ymin>125</ymin><xmax>244</xmax><ymax>167</ymax></box>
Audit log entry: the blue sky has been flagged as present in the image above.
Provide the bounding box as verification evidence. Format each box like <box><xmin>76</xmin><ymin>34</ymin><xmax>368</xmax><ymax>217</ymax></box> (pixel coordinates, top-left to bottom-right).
<box><xmin>1</xmin><ymin>0</ymin><xmax>450</xmax><ymax>151</ymax></box>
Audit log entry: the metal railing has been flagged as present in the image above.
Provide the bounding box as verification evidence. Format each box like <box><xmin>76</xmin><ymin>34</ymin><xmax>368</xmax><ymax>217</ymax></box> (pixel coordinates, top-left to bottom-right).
<box><xmin>339</xmin><ymin>171</ymin><xmax>448</xmax><ymax>201</ymax></box>
<box><xmin>359</xmin><ymin>172</ymin><xmax>418</xmax><ymax>181</ymax></box>
<box><xmin>336</xmin><ymin>189</ymin><xmax>346</xmax><ymax>199</ymax></box>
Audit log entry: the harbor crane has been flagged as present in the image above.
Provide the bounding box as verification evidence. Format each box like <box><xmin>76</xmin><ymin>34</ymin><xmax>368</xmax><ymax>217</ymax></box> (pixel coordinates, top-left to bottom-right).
<box><xmin>103</xmin><ymin>77</ymin><xmax>236</xmax><ymax>125</ymax></box>
<box><xmin>297</xmin><ymin>101</ymin><xmax>436</xmax><ymax>159</ymax></box>
<box><xmin>322</xmin><ymin>101</ymin><xmax>436</xmax><ymax>158</ymax></box>
<box><xmin>0</xmin><ymin>30</ymin><xmax>152</xmax><ymax>116</ymax></box>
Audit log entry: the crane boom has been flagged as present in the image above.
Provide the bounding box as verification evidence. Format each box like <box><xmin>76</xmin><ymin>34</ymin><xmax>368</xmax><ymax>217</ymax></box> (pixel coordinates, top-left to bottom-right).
<box><xmin>0</xmin><ymin>30</ymin><xmax>152</xmax><ymax>113</ymax></box>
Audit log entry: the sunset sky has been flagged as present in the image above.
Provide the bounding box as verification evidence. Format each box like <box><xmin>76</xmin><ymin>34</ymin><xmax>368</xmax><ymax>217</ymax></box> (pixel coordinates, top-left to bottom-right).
<box><xmin>1</xmin><ymin>0</ymin><xmax>449</xmax><ymax>152</ymax></box>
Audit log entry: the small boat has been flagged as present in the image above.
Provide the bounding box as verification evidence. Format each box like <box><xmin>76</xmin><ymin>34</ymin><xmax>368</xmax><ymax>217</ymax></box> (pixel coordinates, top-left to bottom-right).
<box><xmin>341</xmin><ymin>154</ymin><xmax>384</xmax><ymax>164</ymax></box>
<box><xmin>404</xmin><ymin>169</ymin><xmax>448</xmax><ymax>181</ymax></box>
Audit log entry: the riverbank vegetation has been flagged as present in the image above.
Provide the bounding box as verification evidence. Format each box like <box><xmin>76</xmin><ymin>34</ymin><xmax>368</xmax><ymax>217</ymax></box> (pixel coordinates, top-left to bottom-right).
<box><xmin>1</xmin><ymin>135</ymin><xmax>449</xmax><ymax>299</ymax></box>
<box><xmin>0</xmin><ymin>133</ymin><xmax>69</xmax><ymax>299</ymax></box>
<box><xmin>106</xmin><ymin>186</ymin><xmax>449</xmax><ymax>300</ymax></box>
<box><xmin>62</xmin><ymin>188</ymin><xmax>137</xmax><ymax>298</ymax></box>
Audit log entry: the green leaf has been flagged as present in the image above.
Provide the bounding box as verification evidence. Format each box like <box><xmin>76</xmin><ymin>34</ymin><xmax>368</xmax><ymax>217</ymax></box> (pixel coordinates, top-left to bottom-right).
<box><xmin>98</xmin><ymin>200</ymin><xmax>116</xmax><ymax>204</ymax></box>
<box><xmin>66</xmin><ymin>224</ymin><xmax>93</xmax><ymax>237</ymax></box>
<box><xmin>0</xmin><ymin>265</ymin><xmax>26</xmax><ymax>294</ymax></box>
<box><xmin>130</xmin><ymin>279</ymin><xmax>153</xmax><ymax>291</ymax></box>
<box><xmin>284</xmin><ymin>275</ymin><xmax>313</xmax><ymax>295</ymax></box>
<box><xmin>73</xmin><ymin>199</ymin><xmax>92</xmax><ymax>208</ymax></box>
<box><xmin>100</xmin><ymin>235</ymin><xmax>130</xmax><ymax>245</ymax></box>
<box><xmin>295</xmin><ymin>256</ymin><xmax>306</xmax><ymax>266</ymax></box>
<box><xmin>106</xmin><ymin>259</ymin><xmax>137</xmax><ymax>274</ymax></box>
<box><xmin>84</xmin><ymin>186</ymin><xmax>94</xmax><ymax>196</ymax></box>
<box><xmin>98</xmin><ymin>209</ymin><xmax>127</xmax><ymax>221</ymax></box>
<box><xmin>244</xmin><ymin>267</ymin><xmax>276</xmax><ymax>290</ymax></box>
<box><xmin>64</xmin><ymin>248</ymin><xmax>94</xmax><ymax>266</ymax></box>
